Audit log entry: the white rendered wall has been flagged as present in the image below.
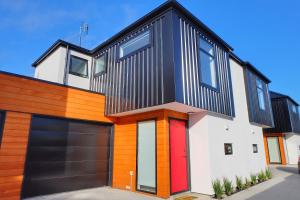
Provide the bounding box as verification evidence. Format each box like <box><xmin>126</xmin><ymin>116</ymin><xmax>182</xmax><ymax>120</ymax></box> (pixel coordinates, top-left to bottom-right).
<box><xmin>284</xmin><ymin>133</ymin><xmax>300</xmax><ymax>164</ymax></box>
<box><xmin>34</xmin><ymin>47</ymin><xmax>66</xmax><ymax>84</ymax></box>
<box><xmin>34</xmin><ymin>48</ymin><xmax>92</xmax><ymax>90</ymax></box>
<box><xmin>189</xmin><ymin>58</ymin><xmax>267</xmax><ymax>195</ymax></box>
<box><xmin>66</xmin><ymin>50</ymin><xmax>92</xmax><ymax>90</ymax></box>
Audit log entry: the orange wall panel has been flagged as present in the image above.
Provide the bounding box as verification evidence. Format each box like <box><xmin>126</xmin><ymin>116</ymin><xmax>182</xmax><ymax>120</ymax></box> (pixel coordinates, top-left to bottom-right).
<box><xmin>0</xmin><ymin>112</ymin><xmax>31</xmax><ymax>200</ymax></box>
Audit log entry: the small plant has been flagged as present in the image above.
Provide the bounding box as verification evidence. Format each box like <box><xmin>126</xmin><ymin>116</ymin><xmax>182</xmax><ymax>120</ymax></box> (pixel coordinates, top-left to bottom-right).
<box><xmin>244</xmin><ymin>177</ymin><xmax>251</xmax><ymax>188</ymax></box>
<box><xmin>212</xmin><ymin>179</ymin><xmax>224</xmax><ymax>199</ymax></box>
<box><xmin>250</xmin><ymin>174</ymin><xmax>257</xmax><ymax>185</ymax></box>
<box><xmin>265</xmin><ymin>168</ymin><xmax>272</xmax><ymax>179</ymax></box>
<box><xmin>257</xmin><ymin>171</ymin><xmax>266</xmax><ymax>182</ymax></box>
<box><xmin>223</xmin><ymin>178</ymin><xmax>234</xmax><ymax>196</ymax></box>
<box><xmin>235</xmin><ymin>176</ymin><xmax>243</xmax><ymax>191</ymax></box>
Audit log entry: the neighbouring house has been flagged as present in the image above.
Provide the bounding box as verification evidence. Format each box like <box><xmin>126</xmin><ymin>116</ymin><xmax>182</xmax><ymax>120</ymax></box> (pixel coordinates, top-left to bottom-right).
<box><xmin>0</xmin><ymin>0</ymin><xmax>277</xmax><ymax>199</ymax></box>
<box><xmin>263</xmin><ymin>92</ymin><xmax>300</xmax><ymax>165</ymax></box>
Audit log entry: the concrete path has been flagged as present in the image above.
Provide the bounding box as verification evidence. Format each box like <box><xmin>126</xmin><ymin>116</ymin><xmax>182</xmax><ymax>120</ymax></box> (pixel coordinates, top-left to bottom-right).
<box><xmin>24</xmin><ymin>165</ymin><xmax>300</xmax><ymax>200</ymax></box>
<box><xmin>225</xmin><ymin>165</ymin><xmax>300</xmax><ymax>200</ymax></box>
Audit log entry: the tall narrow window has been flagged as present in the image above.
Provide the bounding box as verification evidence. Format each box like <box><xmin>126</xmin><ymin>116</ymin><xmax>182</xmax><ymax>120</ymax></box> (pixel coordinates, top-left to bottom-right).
<box><xmin>0</xmin><ymin>111</ymin><xmax>6</xmax><ymax>147</ymax></box>
<box><xmin>94</xmin><ymin>54</ymin><xmax>106</xmax><ymax>76</ymax></box>
<box><xmin>69</xmin><ymin>56</ymin><xmax>88</xmax><ymax>77</ymax></box>
<box><xmin>292</xmin><ymin>104</ymin><xmax>297</xmax><ymax>114</ymax></box>
<box><xmin>256</xmin><ymin>79</ymin><xmax>266</xmax><ymax>110</ymax></box>
<box><xmin>119</xmin><ymin>30</ymin><xmax>151</xmax><ymax>58</ymax></box>
<box><xmin>199</xmin><ymin>38</ymin><xmax>217</xmax><ymax>88</ymax></box>
<box><xmin>137</xmin><ymin>120</ymin><xmax>156</xmax><ymax>193</ymax></box>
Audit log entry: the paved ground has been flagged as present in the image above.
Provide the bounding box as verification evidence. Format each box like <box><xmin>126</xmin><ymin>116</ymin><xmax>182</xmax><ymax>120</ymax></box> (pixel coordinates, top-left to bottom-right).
<box><xmin>25</xmin><ymin>165</ymin><xmax>299</xmax><ymax>200</ymax></box>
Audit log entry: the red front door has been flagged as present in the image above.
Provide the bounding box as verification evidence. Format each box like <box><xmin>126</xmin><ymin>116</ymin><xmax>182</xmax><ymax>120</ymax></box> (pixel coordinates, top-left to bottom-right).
<box><xmin>170</xmin><ymin>119</ymin><xmax>188</xmax><ymax>194</ymax></box>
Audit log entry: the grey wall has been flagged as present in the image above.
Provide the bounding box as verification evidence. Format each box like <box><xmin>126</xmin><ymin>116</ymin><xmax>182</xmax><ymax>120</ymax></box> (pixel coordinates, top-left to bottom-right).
<box><xmin>244</xmin><ymin>68</ymin><xmax>274</xmax><ymax>127</ymax></box>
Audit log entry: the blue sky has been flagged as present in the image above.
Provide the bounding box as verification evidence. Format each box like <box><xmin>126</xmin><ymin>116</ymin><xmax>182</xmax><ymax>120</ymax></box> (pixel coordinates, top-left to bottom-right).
<box><xmin>0</xmin><ymin>0</ymin><xmax>299</xmax><ymax>102</ymax></box>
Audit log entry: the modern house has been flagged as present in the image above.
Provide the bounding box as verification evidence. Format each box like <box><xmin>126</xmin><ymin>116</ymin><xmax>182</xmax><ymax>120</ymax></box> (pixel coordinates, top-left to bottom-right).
<box><xmin>263</xmin><ymin>92</ymin><xmax>300</xmax><ymax>165</ymax></box>
<box><xmin>0</xmin><ymin>0</ymin><xmax>277</xmax><ymax>199</ymax></box>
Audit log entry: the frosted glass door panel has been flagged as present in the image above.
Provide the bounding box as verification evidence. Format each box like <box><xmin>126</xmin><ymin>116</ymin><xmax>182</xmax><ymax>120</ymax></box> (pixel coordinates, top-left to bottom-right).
<box><xmin>267</xmin><ymin>137</ymin><xmax>282</xmax><ymax>163</ymax></box>
<box><xmin>137</xmin><ymin>120</ymin><xmax>156</xmax><ymax>193</ymax></box>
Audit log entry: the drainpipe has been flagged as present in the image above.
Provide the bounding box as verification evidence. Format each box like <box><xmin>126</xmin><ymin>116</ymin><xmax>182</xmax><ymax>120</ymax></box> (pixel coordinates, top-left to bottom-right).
<box><xmin>63</xmin><ymin>45</ymin><xmax>70</xmax><ymax>85</ymax></box>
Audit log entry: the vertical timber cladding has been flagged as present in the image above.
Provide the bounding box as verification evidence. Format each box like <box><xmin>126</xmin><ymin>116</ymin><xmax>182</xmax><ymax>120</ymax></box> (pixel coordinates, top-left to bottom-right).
<box><xmin>91</xmin><ymin>11</ymin><xmax>175</xmax><ymax>115</ymax></box>
<box><xmin>174</xmin><ymin>11</ymin><xmax>235</xmax><ymax>117</ymax></box>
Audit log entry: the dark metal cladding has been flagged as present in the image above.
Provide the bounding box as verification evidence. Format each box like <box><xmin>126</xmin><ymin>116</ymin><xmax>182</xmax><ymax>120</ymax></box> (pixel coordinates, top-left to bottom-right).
<box><xmin>91</xmin><ymin>11</ymin><xmax>174</xmax><ymax>115</ymax></box>
<box><xmin>244</xmin><ymin>68</ymin><xmax>274</xmax><ymax>127</ymax></box>
<box><xmin>173</xmin><ymin>11</ymin><xmax>235</xmax><ymax>117</ymax></box>
<box><xmin>264</xmin><ymin>97</ymin><xmax>300</xmax><ymax>134</ymax></box>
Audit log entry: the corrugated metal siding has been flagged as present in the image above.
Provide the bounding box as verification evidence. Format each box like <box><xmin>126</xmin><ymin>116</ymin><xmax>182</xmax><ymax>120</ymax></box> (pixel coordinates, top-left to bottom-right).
<box><xmin>264</xmin><ymin>99</ymin><xmax>291</xmax><ymax>133</ymax></box>
<box><xmin>90</xmin><ymin>14</ymin><xmax>167</xmax><ymax>115</ymax></box>
<box><xmin>287</xmin><ymin>100</ymin><xmax>300</xmax><ymax>133</ymax></box>
<box><xmin>245</xmin><ymin>69</ymin><xmax>274</xmax><ymax>127</ymax></box>
<box><xmin>175</xmin><ymin>15</ymin><xmax>235</xmax><ymax>117</ymax></box>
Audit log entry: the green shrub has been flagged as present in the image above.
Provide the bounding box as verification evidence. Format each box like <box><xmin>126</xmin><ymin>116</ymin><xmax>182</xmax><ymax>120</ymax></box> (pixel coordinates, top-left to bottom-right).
<box><xmin>265</xmin><ymin>168</ymin><xmax>272</xmax><ymax>179</ymax></box>
<box><xmin>212</xmin><ymin>179</ymin><xmax>224</xmax><ymax>199</ymax></box>
<box><xmin>250</xmin><ymin>174</ymin><xmax>257</xmax><ymax>185</ymax></box>
<box><xmin>244</xmin><ymin>177</ymin><xmax>251</xmax><ymax>188</ymax></box>
<box><xmin>257</xmin><ymin>171</ymin><xmax>266</xmax><ymax>182</ymax></box>
<box><xmin>223</xmin><ymin>178</ymin><xmax>234</xmax><ymax>196</ymax></box>
<box><xmin>235</xmin><ymin>176</ymin><xmax>243</xmax><ymax>191</ymax></box>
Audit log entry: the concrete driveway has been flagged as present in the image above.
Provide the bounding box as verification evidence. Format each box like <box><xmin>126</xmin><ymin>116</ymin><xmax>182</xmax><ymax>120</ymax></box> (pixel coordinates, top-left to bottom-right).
<box><xmin>225</xmin><ymin>165</ymin><xmax>300</xmax><ymax>200</ymax></box>
<box><xmin>24</xmin><ymin>187</ymin><xmax>162</xmax><ymax>200</ymax></box>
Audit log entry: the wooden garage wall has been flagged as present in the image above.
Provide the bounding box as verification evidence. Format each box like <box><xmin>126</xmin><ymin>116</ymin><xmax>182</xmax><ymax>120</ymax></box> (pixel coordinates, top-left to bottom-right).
<box><xmin>113</xmin><ymin>110</ymin><xmax>187</xmax><ymax>199</ymax></box>
<box><xmin>0</xmin><ymin>72</ymin><xmax>114</xmax><ymax>200</ymax></box>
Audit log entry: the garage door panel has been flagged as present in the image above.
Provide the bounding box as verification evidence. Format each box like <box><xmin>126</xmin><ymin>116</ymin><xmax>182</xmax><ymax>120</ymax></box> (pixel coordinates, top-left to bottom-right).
<box><xmin>23</xmin><ymin>173</ymin><xmax>108</xmax><ymax>197</ymax></box>
<box><xmin>30</xmin><ymin>130</ymin><xmax>110</xmax><ymax>147</ymax></box>
<box><xmin>22</xmin><ymin>116</ymin><xmax>112</xmax><ymax>198</ymax></box>
<box><xmin>27</xmin><ymin>146</ymin><xmax>110</xmax><ymax>162</ymax></box>
<box><xmin>26</xmin><ymin>160</ymin><xmax>109</xmax><ymax>179</ymax></box>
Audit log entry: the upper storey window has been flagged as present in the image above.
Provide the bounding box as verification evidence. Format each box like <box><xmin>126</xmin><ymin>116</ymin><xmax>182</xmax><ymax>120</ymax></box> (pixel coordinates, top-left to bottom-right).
<box><xmin>292</xmin><ymin>104</ymin><xmax>297</xmax><ymax>114</ymax></box>
<box><xmin>119</xmin><ymin>30</ymin><xmax>151</xmax><ymax>59</ymax></box>
<box><xmin>69</xmin><ymin>56</ymin><xmax>88</xmax><ymax>78</ymax></box>
<box><xmin>199</xmin><ymin>38</ymin><xmax>217</xmax><ymax>89</ymax></box>
<box><xmin>256</xmin><ymin>79</ymin><xmax>266</xmax><ymax>110</ymax></box>
<box><xmin>94</xmin><ymin>54</ymin><xmax>107</xmax><ymax>76</ymax></box>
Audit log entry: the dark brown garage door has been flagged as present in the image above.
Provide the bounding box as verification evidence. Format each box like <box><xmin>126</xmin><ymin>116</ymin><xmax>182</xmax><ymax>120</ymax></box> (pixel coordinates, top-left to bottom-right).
<box><xmin>22</xmin><ymin>116</ymin><xmax>113</xmax><ymax>198</ymax></box>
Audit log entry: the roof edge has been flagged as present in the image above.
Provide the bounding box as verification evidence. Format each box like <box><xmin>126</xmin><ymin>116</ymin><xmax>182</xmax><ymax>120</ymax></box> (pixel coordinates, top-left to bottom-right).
<box><xmin>270</xmin><ymin>91</ymin><xmax>299</xmax><ymax>106</ymax></box>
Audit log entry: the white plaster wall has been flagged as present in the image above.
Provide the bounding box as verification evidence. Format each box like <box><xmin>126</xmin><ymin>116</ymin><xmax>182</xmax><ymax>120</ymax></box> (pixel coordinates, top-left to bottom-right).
<box><xmin>189</xmin><ymin>58</ymin><xmax>267</xmax><ymax>195</ymax></box>
<box><xmin>34</xmin><ymin>47</ymin><xmax>66</xmax><ymax>84</ymax></box>
<box><xmin>67</xmin><ymin>50</ymin><xmax>92</xmax><ymax>90</ymax></box>
<box><xmin>34</xmin><ymin>48</ymin><xmax>92</xmax><ymax>90</ymax></box>
<box><xmin>284</xmin><ymin>133</ymin><xmax>300</xmax><ymax>164</ymax></box>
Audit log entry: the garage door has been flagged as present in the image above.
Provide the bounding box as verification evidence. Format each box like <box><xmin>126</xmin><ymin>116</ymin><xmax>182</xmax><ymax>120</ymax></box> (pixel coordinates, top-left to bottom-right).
<box><xmin>22</xmin><ymin>116</ymin><xmax>113</xmax><ymax>198</ymax></box>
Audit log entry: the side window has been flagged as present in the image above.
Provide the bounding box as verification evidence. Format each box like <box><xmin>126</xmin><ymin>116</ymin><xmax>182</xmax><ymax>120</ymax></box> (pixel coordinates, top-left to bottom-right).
<box><xmin>119</xmin><ymin>30</ymin><xmax>151</xmax><ymax>59</ymax></box>
<box><xmin>199</xmin><ymin>37</ymin><xmax>218</xmax><ymax>89</ymax></box>
<box><xmin>94</xmin><ymin>54</ymin><xmax>107</xmax><ymax>76</ymax></box>
<box><xmin>292</xmin><ymin>104</ymin><xmax>297</xmax><ymax>114</ymax></box>
<box><xmin>69</xmin><ymin>56</ymin><xmax>88</xmax><ymax>77</ymax></box>
<box><xmin>0</xmin><ymin>111</ymin><xmax>6</xmax><ymax>147</ymax></box>
<box><xmin>256</xmin><ymin>78</ymin><xmax>266</xmax><ymax>110</ymax></box>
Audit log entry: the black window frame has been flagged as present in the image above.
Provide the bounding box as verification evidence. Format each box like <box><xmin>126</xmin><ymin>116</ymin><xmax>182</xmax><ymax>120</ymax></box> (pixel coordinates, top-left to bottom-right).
<box><xmin>224</xmin><ymin>143</ymin><xmax>233</xmax><ymax>155</ymax></box>
<box><xmin>69</xmin><ymin>55</ymin><xmax>89</xmax><ymax>78</ymax></box>
<box><xmin>0</xmin><ymin>111</ymin><xmax>6</xmax><ymax>147</ymax></box>
<box><xmin>198</xmin><ymin>36</ymin><xmax>219</xmax><ymax>92</ymax></box>
<box><xmin>256</xmin><ymin>78</ymin><xmax>266</xmax><ymax>111</ymax></box>
<box><xmin>118</xmin><ymin>27</ymin><xmax>153</xmax><ymax>60</ymax></box>
<box><xmin>253</xmin><ymin>144</ymin><xmax>258</xmax><ymax>153</ymax></box>
<box><xmin>94</xmin><ymin>53</ymin><xmax>107</xmax><ymax>77</ymax></box>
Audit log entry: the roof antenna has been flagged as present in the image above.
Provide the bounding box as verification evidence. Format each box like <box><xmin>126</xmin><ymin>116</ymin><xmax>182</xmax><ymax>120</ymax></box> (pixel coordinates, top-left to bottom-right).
<box><xmin>79</xmin><ymin>22</ymin><xmax>89</xmax><ymax>47</ymax></box>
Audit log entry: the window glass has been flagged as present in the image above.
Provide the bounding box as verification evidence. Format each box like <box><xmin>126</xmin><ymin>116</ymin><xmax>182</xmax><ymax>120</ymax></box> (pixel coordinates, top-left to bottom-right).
<box><xmin>199</xmin><ymin>38</ymin><xmax>217</xmax><ymax>88</ymax></box>
<box><xmin>0</xmin><ymin>111</ymin><xmax>5</xmax><ymax>147</ymax></box>
<box><xmin>256</xmin><ymin>79</ymin><xmax>266</xmax><ymax>110</ymax></box>
<box><xmin>253</xmin><ymin>144</ymin><xmax>258</xmax><ymax>153</ymax></box>
<box><xmin>119</xmin><ymin>30</ymin><xmax>150</xmax><ymax>58</ymax></box>
<box><xmin>224</xmin><ymin>143</ymin><xmax>233</xmax><ymax>155</ymax></box>
<box><xmin>137</xmin><ymin>120</ymin><xmax>156</xmax><ymax>193</ymax></box>
<box><xmin>292</xmin><ymin>104</ymin><xmax>297</xmax><ymax>113</ymax></box>
<box><xmin>69</xmin><ymin>56</ymin><xmax>88</xmax><ymax>77</ymax></box>
<box><xmin>94</xmin><ymin>55</ymin><xmax>106</xmax><ymax>76</ymax></box>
